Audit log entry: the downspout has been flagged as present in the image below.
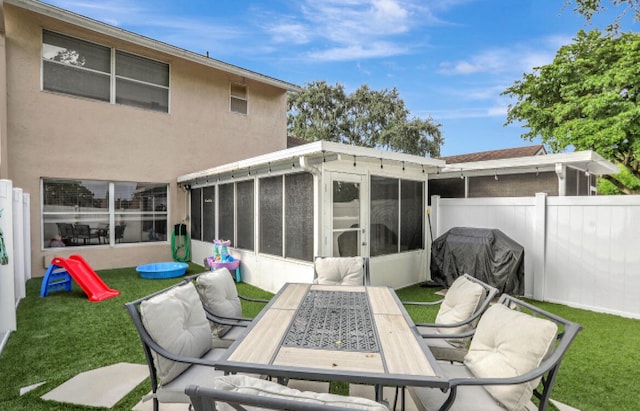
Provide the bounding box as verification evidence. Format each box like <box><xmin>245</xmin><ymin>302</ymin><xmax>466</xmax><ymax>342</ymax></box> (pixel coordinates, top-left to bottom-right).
<box><xmin>555</xmin><ymin>163</ymin><xmax>566</xmax><ymax>196</ymax></box>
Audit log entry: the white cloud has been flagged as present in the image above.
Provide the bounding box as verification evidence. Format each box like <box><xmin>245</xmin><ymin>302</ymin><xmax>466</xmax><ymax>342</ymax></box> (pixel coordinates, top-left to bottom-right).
<box><xmin>307</xmin><ymin>42</ymin><xmax>409</xmax><ymax>61</ymax></box>
<box><xmin>420</xmin><ymin>106</ymin><xmax>507</xmax><ymax>120</ymax></box>
<box><xmin>438</xmin><ymin>38</ymin><xmax>561</xmax><ymax>77</ymax></box>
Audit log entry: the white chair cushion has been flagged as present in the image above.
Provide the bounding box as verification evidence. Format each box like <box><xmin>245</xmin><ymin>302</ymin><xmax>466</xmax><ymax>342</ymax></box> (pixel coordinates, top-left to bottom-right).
<box><xmin>435</xmin><ymin>275</ymin><xmax>485</xmax><ymax>347</ymax></box>
<box><xmin>196</xmin><ymin>268</ymin><xmax>243</xmax><ymax>337</ymax></box>
<box><xmin>140</xmin><ymin>282</ymin><xmax>212</xmax><ymax>385</ymax></box>
<box><xmin>315</xmin><ymin>257</ymin><xmax>364</xmax><ymax>286</ymax></box>
<box><xmin>213</xmin><ymin>375</ymin><xmax>388</xmax><ymax>410</ymax></box>
<box><xmin>157</xmin><ymin>348</ymin><xmax>227</xmax><ymax>403</ymax></box>
<box><xmin>464</xmin><ymin>303</ymin><xmax>558</xmax><ymax>411</ymax></box>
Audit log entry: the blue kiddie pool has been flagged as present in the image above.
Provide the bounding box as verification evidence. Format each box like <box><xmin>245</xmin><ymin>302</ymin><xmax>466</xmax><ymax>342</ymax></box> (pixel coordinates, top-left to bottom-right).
<box><xmin>136</xmin><ymin>262</ymin><xmax>188</xmax><ymax>279</ymax></box>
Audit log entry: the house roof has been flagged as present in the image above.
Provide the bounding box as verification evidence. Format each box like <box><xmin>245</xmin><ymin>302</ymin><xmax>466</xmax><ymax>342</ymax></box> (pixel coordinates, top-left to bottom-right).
<box><xmin>436</xmin><ymin>150</ymin><xmax>618</xmax><ymax>178</ymax></box>
<box><xmin>178</xmin><ymin>141</ymin><xmax>446</xmax><ymax>186</ymax></box>
<box><xmin>6</xmin><ymin>0</ymin><xmax>300</xmax><ymax>92</ymax></box>
<box><xmin>441</xmin><ymin>145</ymin><xmax>547</xmax><ymax>164</ymax></box>
<box><xmin>287</xmin><ymin>136</ymin><xmax>309</xmax><ymax>148</ymax></box>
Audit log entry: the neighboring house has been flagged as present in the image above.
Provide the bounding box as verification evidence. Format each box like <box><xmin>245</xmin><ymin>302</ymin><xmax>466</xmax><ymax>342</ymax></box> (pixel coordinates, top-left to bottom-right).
<box><xmin>429</xmin><ymin>145</ymin><xmax>618</xmax><ymax>201</ymax></box>
<box><xmin>0</xmin><ymin>0</ymin><xmax>298</xmax><ymax>275</ymax></box>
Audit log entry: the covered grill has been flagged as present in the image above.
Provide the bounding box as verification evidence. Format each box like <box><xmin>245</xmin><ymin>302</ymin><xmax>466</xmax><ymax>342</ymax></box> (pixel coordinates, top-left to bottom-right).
<box><xmin>430</xmin><ymin>227</ymin><xmax>524</xmax><ymax>295</ymax></box>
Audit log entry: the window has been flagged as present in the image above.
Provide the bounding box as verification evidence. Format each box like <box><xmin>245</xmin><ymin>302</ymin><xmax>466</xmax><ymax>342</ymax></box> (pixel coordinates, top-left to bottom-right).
<box><xmin>218</xmin><ymin>183</ymin><xmax>235</xmax><ymax>244</ymax></box>
<box><xmin>42</xmin><ymin>179</ymin><xmax>168</xmax><ymax>247</ymax></box>
<box><xmin>284</xmin><ymin>173</ymin><xmax>314</xmax><ymax>261</ymax></box>
<box><xmin>190</xmin><ymin>188</ymin><xmax>202</xmax><ymax>241</ymax></box>
<box><xmin>42</xmin><ymin>30</ymin><xmax>169</xmax><ymax>112</ymax></box>
<box><xmin>230</xmin><ymin>83</ymin><xmax>248</xmax><ymax>114</ymax></box>
<box><xmin>259</xmin><ymin>176</ymin><xmax>283</xmax><ymax>257</ymax></box>
<box><xmin>370</xmin><ymin>176</ymin><xmax>423</xmax><ymax>256</ymax></box>
<box><xmin>259</xmin><ymin>172</ymin><xmax>314</xmax><ymax>261</ymax></box>
<box><xmin>370</xmin><ymin>176</ymin><xmax>398</xmax><ymax>256</ymax></box>
<box><xmin>236</xmin><ymin>180</ymin><xmax>254</xmax><ymax>250</ymax></box>
<box><xmin>202</xmin><ymin>186</ymin><xmax>216</xmax><ymax>243</ymax></box>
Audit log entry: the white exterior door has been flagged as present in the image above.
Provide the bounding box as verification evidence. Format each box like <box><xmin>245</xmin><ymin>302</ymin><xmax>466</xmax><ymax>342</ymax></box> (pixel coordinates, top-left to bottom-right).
<box><xmin>327</xmin><ymin>172</ymin><xmax>368</xmax><ymax>257</ymax></box>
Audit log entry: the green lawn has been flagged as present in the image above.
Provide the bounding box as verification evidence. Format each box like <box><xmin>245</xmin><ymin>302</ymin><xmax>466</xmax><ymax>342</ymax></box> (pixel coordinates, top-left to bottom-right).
<box><xmin>0</xmin><ymin>266</ymin><xmax>638</xmax><ymax>410</ymax></box>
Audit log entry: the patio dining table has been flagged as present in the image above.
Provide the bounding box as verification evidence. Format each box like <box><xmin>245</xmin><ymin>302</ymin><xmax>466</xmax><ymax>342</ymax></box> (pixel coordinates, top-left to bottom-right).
<box><xmin>215</xmin><ymin>283</ymin><xmax>448</xmax><ymax>407</ymax></box>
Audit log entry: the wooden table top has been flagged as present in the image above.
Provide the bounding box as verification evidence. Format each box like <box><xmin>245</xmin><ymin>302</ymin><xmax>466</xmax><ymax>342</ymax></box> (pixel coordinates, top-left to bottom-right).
<box><xmin>216</xmin><ymin>283</ymin><xmax>447</xmax><ymax>388</ymax></box>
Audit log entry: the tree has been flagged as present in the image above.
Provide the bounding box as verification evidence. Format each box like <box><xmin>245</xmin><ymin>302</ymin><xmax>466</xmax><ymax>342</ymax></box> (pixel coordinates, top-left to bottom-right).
<box><xmin>567</xmin><ymin>0</ymin><xmax>640</xmax><ymax>29</ymax></box>
<box><xmin>288</xmin><ymin>81</ymin><xmax>443</xmax><ymax>157</ymax></box>
<box><xmin>503</xmin><ymin>29</ymin><xmax>640</xmax><ymax>194</ymax></box>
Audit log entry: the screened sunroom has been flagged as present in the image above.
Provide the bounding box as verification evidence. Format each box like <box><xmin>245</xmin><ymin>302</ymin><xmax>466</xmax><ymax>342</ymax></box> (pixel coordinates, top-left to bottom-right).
<box><xmin>178</xmin><ymin>141</ymin><xmax>445</xmax><ymax>293</ymax></box>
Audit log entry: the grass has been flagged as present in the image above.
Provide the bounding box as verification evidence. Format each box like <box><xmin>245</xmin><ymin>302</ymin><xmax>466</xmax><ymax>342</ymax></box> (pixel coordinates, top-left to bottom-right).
<box><xmin>0</xmin><ymin>268</ymin><xmax>638</xmax><ymax>410</ymax></box>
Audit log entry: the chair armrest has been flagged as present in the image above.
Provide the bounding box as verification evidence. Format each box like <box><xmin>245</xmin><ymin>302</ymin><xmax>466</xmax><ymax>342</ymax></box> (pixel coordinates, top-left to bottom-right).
<box><xmin>239</xmin><ymin>294</ymin><xmax>270</xmax><ymax>304</ymax></box>
<box><xmin>419</xmin><ymin>329</ymin><xmax>476</xmax><ymax>339</ymax></box>
<box><xmin>202</xmin><ymin>305</ymin><xmax>252</xmax><ymax>326</ymax></box>
<box><xmin>402</xmin><ymin>299</ymin><xmax>444</xmax><ymax>307</ymax></box>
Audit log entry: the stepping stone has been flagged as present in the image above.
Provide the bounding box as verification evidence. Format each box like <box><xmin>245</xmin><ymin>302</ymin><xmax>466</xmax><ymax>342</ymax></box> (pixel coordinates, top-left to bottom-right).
<box><xmin>41</xmin><ymin>362</ymin><xmax>147</xmax><ymax>408</ymax></box>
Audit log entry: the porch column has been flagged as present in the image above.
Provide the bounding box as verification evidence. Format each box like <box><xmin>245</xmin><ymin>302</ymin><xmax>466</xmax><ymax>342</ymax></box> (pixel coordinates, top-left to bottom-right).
<box><xmin>555</xmin><ymin>163</ymin><xmax>566</xmax><ymax>196</ymax></box>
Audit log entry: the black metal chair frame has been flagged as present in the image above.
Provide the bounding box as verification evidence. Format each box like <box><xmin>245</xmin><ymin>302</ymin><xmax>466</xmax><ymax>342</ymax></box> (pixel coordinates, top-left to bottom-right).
<box><xmin>125</xmin><ymin>279</ymin><xmax>248</xmax><ymax>411</ymax></box>
<box><xmin>408</xmin><ymin>294</ymin><xmax>583</xmax><ymax>411</ymax></box>
<box><xmin>186</xmin><ymin>384</ymin><xmax>380</xmax><ymax>411</ymax></box>
<box><xmin>405</xmin><ymin>274</ymin><xmax>499</xmax><ymax>337</ymax></box>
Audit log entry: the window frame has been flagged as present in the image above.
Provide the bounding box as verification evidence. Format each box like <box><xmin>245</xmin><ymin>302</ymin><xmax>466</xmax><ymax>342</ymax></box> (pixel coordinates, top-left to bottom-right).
<box><xmin>369</xmin><ymin>175</ymin><xmax>424</xmax><ymax>257</ymax></box>
<box><xmin>229</xmin><ymin>82</ymin><xmax>248</xmax><ymax>115</ymax></box>
<box><xmin>41</xmin><ymin>178</ymin><xmax>169</xmax><ymax>249</ymax></box>
<box><xmin>41</xmin><ymin>29</ymin><xmax>170</xmax><ymax>113</ymax></box>
<box><xmin>190</xmin><ymin>171</ymin><xmax>314</xmax><ymax>262</ymax></box>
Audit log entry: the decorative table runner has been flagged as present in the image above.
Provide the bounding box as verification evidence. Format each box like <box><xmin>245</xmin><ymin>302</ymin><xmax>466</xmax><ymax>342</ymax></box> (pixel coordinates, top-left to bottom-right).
<box><xmin>282</xmin><ymin>289</ymin><xmax>378</xmax><ymax>352</ymax></box>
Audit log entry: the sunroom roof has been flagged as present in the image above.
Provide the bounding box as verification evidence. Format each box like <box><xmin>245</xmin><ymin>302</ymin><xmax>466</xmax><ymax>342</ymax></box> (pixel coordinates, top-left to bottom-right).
<box><xmin>434</xmin><ymin>150</ymin><xmax>618</xmax><ymax>178</ymax></box>
<box><xmin>178</xmin><ymin>141</ymin><xmax>446</xmax><ymax>186</ymax></box>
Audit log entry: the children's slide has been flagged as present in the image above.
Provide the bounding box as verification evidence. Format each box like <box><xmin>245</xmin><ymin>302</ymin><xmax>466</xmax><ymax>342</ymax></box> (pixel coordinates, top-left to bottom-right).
<box><xmin>41</xmin><ymin>255</ymin><xmax>119</xmax><ymax>302</ymax></box>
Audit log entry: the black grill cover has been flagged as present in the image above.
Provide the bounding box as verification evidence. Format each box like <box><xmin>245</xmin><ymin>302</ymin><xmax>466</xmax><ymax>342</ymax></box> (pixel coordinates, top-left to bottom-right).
<box><xmin>430</xmin><ymin>227</ymin><xmax>524</xmax><ymax>295</ymax></box>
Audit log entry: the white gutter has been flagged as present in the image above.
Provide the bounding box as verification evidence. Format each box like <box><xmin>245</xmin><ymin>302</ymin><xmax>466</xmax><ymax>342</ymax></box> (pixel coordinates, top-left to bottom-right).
<box><xmin>6</xmin><ymin>0</ymin><xmax>300</xmax><ymax>92</ymax></box>
<box><xmin>438</xmin><ymin>150</ymin><xmax>618</xmax><ymax>177</ymax></box>
<box><xmin>178</xmin><ymin>141</ymin><xmax>446</xmax><ymax>184</ymax></box>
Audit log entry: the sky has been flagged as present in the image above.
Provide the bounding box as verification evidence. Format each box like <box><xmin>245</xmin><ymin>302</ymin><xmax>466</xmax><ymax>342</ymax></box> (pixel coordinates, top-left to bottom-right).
<box><xmin>43</xmin><ymin>0</ymin><xmax>637</xmax><ymax>157</ymax></box>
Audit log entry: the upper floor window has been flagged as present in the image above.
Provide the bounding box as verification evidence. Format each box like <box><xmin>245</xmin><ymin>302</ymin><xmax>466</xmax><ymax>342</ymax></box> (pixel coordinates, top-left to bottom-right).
<box><xmin>230</xmin><ymin>83</ymin><xmax>248</xmax><ymax>114</ymax></box>
<box><xmin>42</xmin><ymin>30</ymin><xmax>169</xmax><ymax>112</ymax></box>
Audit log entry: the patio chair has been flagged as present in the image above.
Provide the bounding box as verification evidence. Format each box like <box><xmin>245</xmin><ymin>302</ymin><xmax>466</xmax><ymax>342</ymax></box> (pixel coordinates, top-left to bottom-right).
<box><xmin>186</xmin><ymin>374</ymin><xmax>389</xmax><ymax>411</ymax></box>
<box><xmin>186</xmin><ymin>269</ymin><xmax>269</xmax><ymax>348</ymax></box>
<box><xmin>313</xmin><ymin>256</ymin><xmax>370</xmax><ymax>286</ymax></box>
<box><xmin>407</xmin><ymin>294</ymin><xmax>583</xmax><ymax>411</ymax></box>
<box><xmin>74</xmin><ymin>224</ymin><xmax>100</xmax><ymax>244</ymax></box>
<box><xmin>114</xmin><ymin>223</ymin><xmax>126</xmax><ymax>243</ymax></box>
<box><xmin>125</xmin><ymin>281</ymin><xmax>230</xmax><ymax>411</ymax></box>
<box><xmin>403</xmin><ymin>274</ymin><xmax>498</xmax><ymax>363</ymax></box>
<box><xmin>56</xmin><ymin>222</ymin><xmax>76</xmax><ymax>245</ymax></box>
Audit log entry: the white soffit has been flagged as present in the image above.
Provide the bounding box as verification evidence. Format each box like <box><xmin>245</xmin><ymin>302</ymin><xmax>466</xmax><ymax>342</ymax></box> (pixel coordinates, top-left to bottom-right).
<box><xmin>438</xmin><ymin>150</ymin><xmax>619</xmax><ymax>177</ymax></box>
<box><xmin>178</xmin><ymin>141</ymin><xmax>446</xmax><ymax>184</ymax></box>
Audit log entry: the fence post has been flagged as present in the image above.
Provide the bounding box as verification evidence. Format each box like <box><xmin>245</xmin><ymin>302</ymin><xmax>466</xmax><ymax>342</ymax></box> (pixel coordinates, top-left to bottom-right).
<box><xmin>12</xmin><ymin>188</ymin><xmax>25</xmax><ymax>301</ymax></box>
<box><xmin>430</xmin><ymin>195</ymin><xmax>440</xmax><ymax>240</ymax></box>
<box><xmin>533</xmin><ymin>192</ymin><xmax>547</xmax><ymax>300</ymax></box>
<box><xmin>0</xmin><ymin>179</ymin><xmax>16</xmax><ymax>337</ymax></box>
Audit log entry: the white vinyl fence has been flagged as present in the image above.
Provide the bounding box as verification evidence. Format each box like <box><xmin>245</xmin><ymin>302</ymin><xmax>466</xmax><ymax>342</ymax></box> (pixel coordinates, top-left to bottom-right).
<box><xmin>430</xmin><ymin>194</ymin><xmax>640</xmax><ymax>319</ymax></box>
<box><xmin>0</xmin><ymin>179</ymin><xmax>31</xmax><ymax>354</ymax></box>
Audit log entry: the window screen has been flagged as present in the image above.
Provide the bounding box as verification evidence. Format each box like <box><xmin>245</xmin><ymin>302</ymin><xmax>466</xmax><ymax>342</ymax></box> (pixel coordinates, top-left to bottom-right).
<box><xmin>259</xmin><ymin>176</ymin><xmax>283</xmax><ymax>257</ymax></box>
<box><xmin>236</xmin><ymin>180</ymin><xmax>254</xmax><ymax>250</ymax></box>
<box><xmin>218</xmin><ymin>183</ymin><xmax>235</xmax><ymax>244</ymax></box>
<box><xmin>203</xmin><ymin>186</ymin><xmax>216</xmax><ymax>243</ymax></box>
<box><xmin>401</xmin><ymin>180</ymin><xmax>423</xmax><ymax>251</ymax></box>
<box><xmin>190</xmin><ymin>188</ymin><xmax>202</xmax><ymax>241</ymax></box>
<box><xmin>370</xmin><ymin>176</ymin><xmax>399</xmax><ymax>256</ymax></box>
<box><xmin>285</xmin><ymin>173</ymin><xmax>313</xmax><ymax>261</ymax></box>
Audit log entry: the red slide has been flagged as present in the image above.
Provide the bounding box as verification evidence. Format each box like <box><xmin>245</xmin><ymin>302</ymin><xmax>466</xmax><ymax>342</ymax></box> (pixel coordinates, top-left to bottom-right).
<box><xmin>51</xmin><ymin>255</ymin><xmax>120</xmax><ymax>302</ymax></box>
